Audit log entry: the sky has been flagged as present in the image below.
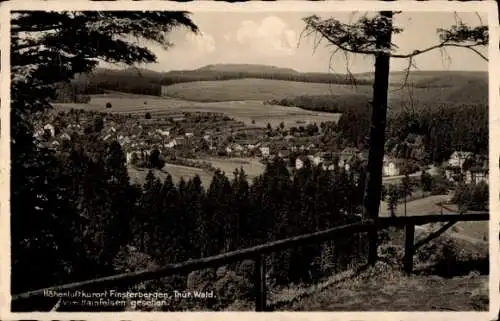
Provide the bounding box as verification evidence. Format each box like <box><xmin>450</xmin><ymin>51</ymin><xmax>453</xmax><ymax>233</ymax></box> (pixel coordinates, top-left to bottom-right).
<box><xmin>106</xmin><ymin>11</ymin><xmax>489</xmax><ymax>74</ymax></box>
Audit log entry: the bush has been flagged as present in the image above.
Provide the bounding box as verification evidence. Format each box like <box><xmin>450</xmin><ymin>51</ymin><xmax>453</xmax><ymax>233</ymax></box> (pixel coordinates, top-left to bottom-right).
<box><xmin>145</xmin><ymin>112</ymin><xmax>152</xmax><ymax>119</ymax></box>
<box><xmin>106</xmin><ymin>102</ymin><xmax>112</xmax><ymax>108</ymax></box>
<box><xmin>236</xmin><ymin>260</ymin><xmax>256</xmax><ymax>280</ymax></box>
<box><xmin>431</xmin><ymin>175</ymin><xmax>450</xmax><ymax>195</ymax></box>
<box><xmin>214</xmin><ymin>271</ymin><xmax>253</xmax><ymax>308</ymax></box>
<box><xmin>452</xmin><ymin>181</ymin><xmax>488</xmax><ymax>211</ymax></box>
<box><xmin>187</xmin><ymin>268</ymin><xmax>216</xmax><ymax>292</ymax></box>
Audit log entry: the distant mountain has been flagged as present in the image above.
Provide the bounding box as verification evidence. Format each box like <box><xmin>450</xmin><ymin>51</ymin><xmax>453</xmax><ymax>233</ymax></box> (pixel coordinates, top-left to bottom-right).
<box><xmin>194</xmin><ymin>64</ymin><xmax>300</xmax><ymax>74</ymax></box>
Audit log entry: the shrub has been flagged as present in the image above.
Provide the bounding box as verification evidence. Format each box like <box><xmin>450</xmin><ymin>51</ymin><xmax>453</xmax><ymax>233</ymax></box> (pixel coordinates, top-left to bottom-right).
<box><xmin>187</xmin><ymin>268</ymin><xmax>216</xmax><ymax>292</ymax></box>
<box><xmin>106</xmin><ymin>102</ymin><xmax>112</xmax><ymax>108</ymax></box>
<box><xmin>214</xmin><ymin>271</ymin><xmax>253</xmax><ymax>308</ymax></box>
<box><xmin>145</xmin><ymin>112</ymin><xmax>152</xmax><ymax>119</ymax></box>
<box><xmin>216</xmin><ymin>266</ymin><xmax>229</xmax><ymax>279</ymax></box>
<box><xmin>236</xmin><ymin>260</ymin><xmax>256</xmax><ymax>280</ymax></box>
<box><xmin>453</xmin><ymin>181</ymin><xmax>488</xmax><ymax>211</ymax></box>
<box><xmin>431</xmin><ymin>175</ymin><xmax>450</xmax><ymax>195</ymax></box>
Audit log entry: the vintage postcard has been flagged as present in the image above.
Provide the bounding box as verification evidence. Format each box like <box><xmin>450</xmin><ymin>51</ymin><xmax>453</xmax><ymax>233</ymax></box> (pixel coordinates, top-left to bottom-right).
<box><xmin>0</xmin><ymin>0</ymin><xmax>499</xmax><ymax>320</ymax></box>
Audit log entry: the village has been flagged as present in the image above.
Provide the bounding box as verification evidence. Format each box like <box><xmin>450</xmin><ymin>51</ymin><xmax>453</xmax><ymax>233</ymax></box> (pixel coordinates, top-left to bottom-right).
<box><xmin>32</xmin><ymin>106</ymin><xmax>489</xmax><ymax>188</ymax></box>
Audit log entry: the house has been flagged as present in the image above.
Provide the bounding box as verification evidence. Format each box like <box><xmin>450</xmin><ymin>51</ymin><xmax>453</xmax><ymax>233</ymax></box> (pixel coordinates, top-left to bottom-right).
<box><xmin>465</xmin><ymin>164</ymin><xmax>488</xmax><ymax>184</ymax></box>
<box><xmin>107</xmin><ymin>126</ymin><xmax>117</xmax><ymax>134</ymax></box>
<box><xmin>382</xmin><ymin>156</ymin><xmax>401</xmax><ymax>177</ymax></box>
<box><xmin>322</xmin><ymin>161</ymin><xmax>336</xmax><ymax>171</ymax></box>
<box><xmin>60</xmin><ymin>132</ymin><xmax>71</xmax><ymax>141</ymax></box>
<box><xmin>33</xmin><ymin>128</ymin><xmax>45</xmax><ymax>139</ymax></box>
<box><xmin>157</xmin><ymin>129</ymin><xmax>170</xmax><ymax>137</ymax></box>
<box><xmin>165</xmin><ymin>139</ymin><xmax>177</xmax><ymax>148</ymax></box>
<box><xmin>232</xmin><ymin>143</ymin><xmax>244</xmax><ymax>152</ymax></box>
<box><xmin>259</xmin><ymin>146</ymin><xmax>270</xmax><ymax>158</ymax></box>
<box><xmin>448</xmin><ymin>151</ymin><xmax>473</xmax><ymax>169</ymax></box>
<box><xmin>308</xmin><ymin>154</ymin><xmax>323</xmax><ymax>166</ymax></box>
<box><xmin>43</xmin><ymin>124</ymin><xmax>55</xmax><ymax>137</ymax></box>
<box><xmin>126</xmin><ymin>151</ymin><xmax>135</xmax><ymax>164</ymax></box>
<box><xmin>338</xmin><ymin>153</ymin><xmax>356</xmax><ymax>171</ymax></box>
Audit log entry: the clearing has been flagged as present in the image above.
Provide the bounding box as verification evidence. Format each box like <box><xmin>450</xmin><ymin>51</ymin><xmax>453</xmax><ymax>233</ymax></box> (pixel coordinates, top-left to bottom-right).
<box><xmin>128</xmin><ymin>164</ymin><xmax>214</xmax><ymax>187</ymax></box>
<box><xmin>200</xmin><ymin>157</ymin><xmax>266</xmax><ymax>179</ymax></box>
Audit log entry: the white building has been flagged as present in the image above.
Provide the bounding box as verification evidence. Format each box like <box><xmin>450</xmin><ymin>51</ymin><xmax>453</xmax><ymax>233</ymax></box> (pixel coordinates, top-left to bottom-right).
<box><xmin>448</xmin><ymin>151</ymin><xmax>473</xmax><ymax>168</ymax></box>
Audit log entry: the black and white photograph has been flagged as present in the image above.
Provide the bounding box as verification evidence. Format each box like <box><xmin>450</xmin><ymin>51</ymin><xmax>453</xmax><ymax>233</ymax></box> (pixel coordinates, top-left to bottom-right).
<box><xmin>2</xmin><ymin>0</ymin><xmax>498</xmax><ymax>317</ymax></box>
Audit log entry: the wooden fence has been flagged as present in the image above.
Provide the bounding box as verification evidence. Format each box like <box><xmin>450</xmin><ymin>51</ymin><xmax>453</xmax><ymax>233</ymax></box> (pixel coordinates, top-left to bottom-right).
<box><xmin>11</xmin><ymin>213</ymin><xmax>489</xmax><ymax>312</ymax></box>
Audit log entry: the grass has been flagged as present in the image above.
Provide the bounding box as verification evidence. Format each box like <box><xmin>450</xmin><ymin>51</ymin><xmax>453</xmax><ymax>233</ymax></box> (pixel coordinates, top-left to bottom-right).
<box><xmin>200</xmin><ymin>157</ymin><xmax>266</xmax><ymax>179</ymax></box>
<box><xmin>162</xmin><ymin>78</ymin><xmax>370</xmax><ymax>102</ymax></box>
<box><xmin>379</xmin><ymin>194</ymin><xmax>451</xmax><ymax>217</ymax></box>
<box><xmin>128</xmin><ymin>157</ymin><xmax>267</xmax><ymax>188</ymax></box>
<box><xmin>160</xmin><ymin>75</ymin><xmax>487</xmax><ymax>109</ymax></box>
<box><xmin>128</xmin><ymin>164</ymin><xmax>214</xmax><ymax>187</ymax></box>
<box><xmin>285</xmin><ymin>264</ymin><xmax>488</xmax><ymax>311</ymax></box>
<box><xmin>54</xmin><ymin>94</ymin><xmax>342</xmax><ymax>128</ymax></box>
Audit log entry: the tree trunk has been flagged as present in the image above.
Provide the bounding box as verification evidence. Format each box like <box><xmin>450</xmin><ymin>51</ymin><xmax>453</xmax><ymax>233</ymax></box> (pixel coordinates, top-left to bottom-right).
<box><xmin>362</xmin><ymin>11</ymin><xmax>393</xmax><ymax>265</ymax></box>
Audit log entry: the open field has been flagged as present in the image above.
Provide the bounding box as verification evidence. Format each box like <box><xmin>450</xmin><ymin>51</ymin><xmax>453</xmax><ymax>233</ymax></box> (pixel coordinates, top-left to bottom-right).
<box><xmin>160</xmin><ymin>75</ymin><xmax>487</xmax><ymax>107</ymax></box>
<box><xmin>53</xmin><ymin>94</ymin><xmax>342</xmax><ymax>127</ymax></box>
<box><xmin>128</xmin><ymin>164</ymin><xmax>214</xmax><ymax>187</ymax></box>
<box><xmin>161</xmin><ymin>78</ymin><xmax>371</xmax><ymax>102</ymax></box>
<box><xmin>128</xmin><ymin>157</ymin><xmax>266</xmax><ymax>188</ymax></box>
<box><xmin>200</xmin><ymin>157</ymin><xmax>266</xmax><ymax>179</ymax></box>
<box><xmin>379</xmin><ymin>194</ymin><xmax>451</xmax><ymax>217</ymax></box>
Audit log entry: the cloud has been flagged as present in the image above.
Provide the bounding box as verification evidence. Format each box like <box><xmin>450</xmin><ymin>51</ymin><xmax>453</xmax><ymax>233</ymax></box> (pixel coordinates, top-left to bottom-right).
<box><xmin>185</xmin><ymin>32</ymin><xmax>216</xmax><ymax>54</ymax></box>
<box><xmin>228</xmin><ymin>16</ymin><xmax>299</xmax><ymax>56</ymax></box>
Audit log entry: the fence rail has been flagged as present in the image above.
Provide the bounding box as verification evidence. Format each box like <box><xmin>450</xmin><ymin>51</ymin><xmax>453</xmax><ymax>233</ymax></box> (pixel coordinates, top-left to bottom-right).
<box><xmin>11</xmin><ymin>212</ymin><xmax>489</xmax><ymax>311</ymax></box>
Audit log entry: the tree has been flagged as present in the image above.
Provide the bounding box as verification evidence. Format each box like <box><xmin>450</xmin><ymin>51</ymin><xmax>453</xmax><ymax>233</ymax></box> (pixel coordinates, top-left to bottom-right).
<box><xmin>148</xmin><ymin>148</ymin><xmax>165</xmax><ymax>170</ymax></box>
<box><xmin>10</xmin><ymin>11</ymin><xmax>199</xmax><ymax>299</ymax></box>
<box><xmin>106</xmin><ymin>102</ymin><xmax>112</xmax><ymax>109</ymax></box>
<box><xmin>145</xmin><ymin>112</ymin><xmax>152</xmax><ymax>120</ymax></box>
<box><xmin>420</xmin><ymin>170</ymin><xmax>433</xmax><ymax>196</ymax></box>
<box><xmin>93</xmin><ymin>115</ymin><xmax>104</xmax><ymax>133</ymax></box>
<box><xmin>386</xmin><ymin>184</ymin><xmax>400</xmax><ymax>217</ymax></box>
<box><xmin>303</xmin><ymin>9</ymin><xmax>488</xmax><ymax>264</ymax></box>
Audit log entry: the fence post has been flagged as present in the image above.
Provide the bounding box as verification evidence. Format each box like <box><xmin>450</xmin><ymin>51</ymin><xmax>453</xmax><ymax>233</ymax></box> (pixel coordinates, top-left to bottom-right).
<box><xmin>403</xmin><ymin>223</ymin><xmax>415</xmax><ymax>274</ymax></box>
<box><xmin>254</xmin><ymin>254</ymin><xmax>266</xmax><ymax>312</ymax></box>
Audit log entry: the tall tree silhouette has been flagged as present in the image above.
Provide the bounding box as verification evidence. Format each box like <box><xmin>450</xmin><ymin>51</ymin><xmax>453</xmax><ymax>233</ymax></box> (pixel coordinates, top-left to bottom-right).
<box><xmin>303</xmin><ymin>9</ymin><xmax>488</xmax><ymax>264</ymax></box>
<box><xmin>10</xmin><ymin>11</ymin><xmax>199</xmax><ymax>298</ymax></box>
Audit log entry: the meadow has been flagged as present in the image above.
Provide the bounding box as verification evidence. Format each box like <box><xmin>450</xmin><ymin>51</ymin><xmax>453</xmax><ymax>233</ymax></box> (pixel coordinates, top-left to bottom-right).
<box><xmin>53</xmin><ymin>93</ymin><xmax>342</xmax><ymax>128</ymax></box>
<box><xmin>159</xmin><ymin>71</ymin><xmax>487</xmax><ymax>112</ymax></box>
<box><xmin>161</xmin><ymin>78</ymin><xmax>371</xmax><ymax>102</ymax></box>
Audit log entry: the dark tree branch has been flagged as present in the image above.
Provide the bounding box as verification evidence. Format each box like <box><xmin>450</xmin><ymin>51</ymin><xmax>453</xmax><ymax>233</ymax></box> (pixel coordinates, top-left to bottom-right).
<box><xmin>302</xmin><ymin>14</ymin><xmax>488</xmax><ymax>62</ymax></box>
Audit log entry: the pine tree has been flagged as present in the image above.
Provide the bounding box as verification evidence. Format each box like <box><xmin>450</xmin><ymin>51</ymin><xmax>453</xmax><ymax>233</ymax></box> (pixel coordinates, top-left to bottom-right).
<box><xmin>10</xmin><ymin>11</ymin><xmax>199</xmax><ymax>298</ymax></box>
